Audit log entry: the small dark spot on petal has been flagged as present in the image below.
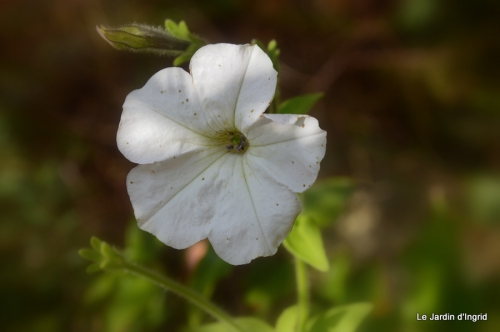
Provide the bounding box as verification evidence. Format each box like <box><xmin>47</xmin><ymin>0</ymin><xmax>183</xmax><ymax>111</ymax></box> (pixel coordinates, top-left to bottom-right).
<box><xmin>182</xmin><ymin>102</ymin><xmax>184</xmax><ymax>104</ymax></box>
<box><xmin>178</xmin><ymin>90</ymin><xmax>181</xmax><ymax>93</ymax></box>
<box><xmin>303</xmin><ymin>184</ymin><xmax>306</xmax><ymax>187</ymax></box>
<box><xmin>256</xmin><ymin>238</ymin><xmax>258</xmax><ymax>240</ymax></box>
<box><xmin>194</xmin><ymin>113</ymin><xmax>197</xmax><ymax>115</ymax></box>
<box><xmin>186</xmin><ymin>98</ymin><xmax>189</xmax><ymax>102</ymax></box>
<box><xmin>292</xmin><ymin>161</ymin><xmax>294</xmax><ymax>164</ymax></box>
<box><xmin>316</xmin><ymin>161</ymin><xmax>319</xmax><ymax>164</ymax></box>
<box><xmin>202</xmin><ymin>178</ymin><xmax>205</xmax><ymax>180</ymax></box>
<box><xmin>126</xmin><ymin>142</ymin><xmax>129</xmax><ymax>144</ymax></box>
<box><xmin>251</xmin><ymin>109</ymin><xmax>254</xmax><ymax>113</ymax></box>
<box><xmin>130</xmin><ymin>181</ymin><xmax>133</xmax><ymax>184</ymax></box>
<box><xmin>152</xmin><ymin>170</ymin><xmax>155</xmax><ymax>173</ymax></box>
<box><xmin>301</xmin><ymin>124</ymin><xmax>305</xmax><ymax>128</ymax></box>
<box><xmin>276</xmin><ymin>203</ymin><xmax>279</xmax><ymax>206</ymax></box>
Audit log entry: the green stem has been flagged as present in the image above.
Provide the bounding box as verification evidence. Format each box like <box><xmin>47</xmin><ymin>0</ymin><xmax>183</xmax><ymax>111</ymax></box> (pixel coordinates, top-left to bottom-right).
<box><xmin>295</xmin><ymin>257</ymin><xmax>309</xmax><ymax>332</ymax></box>
<box><xmin>122</xmin><ymin>260</ymin><xmax>244</xmax><ymax>332</ymax></box>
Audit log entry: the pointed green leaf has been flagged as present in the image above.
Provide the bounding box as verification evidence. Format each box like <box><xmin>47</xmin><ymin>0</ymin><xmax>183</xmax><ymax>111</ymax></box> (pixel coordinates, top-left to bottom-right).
<box><xmin>194</xmin><ymin>317</ymin><xmax>274</xmax><ymax>332</ymax></box>
<box><xmin>90</xmin><ymin>236</ymin><xmax>102</xmax><ymax>251</ymax></box>
<box><xmin>173</xmin><ymin>53</ymin><xmax>193</xmax><ymax>66</ymax></box>
<box><xmin>278</xmin><ymin>93</ymin><xmax>324</xmax><ymax>115</ymax></box>
<box><xmin>283</xmin><ymin>214</ymin><xmax>329</xmax><ymax>271</ymax></box>
<box><xmin>308</xmin><ymin>303</ymin><xmax>373</xmax><ymax>332</ymax></box>
<box><xmin>79</xmin><ymin>248</ymin><xmax>101</xmax><ymax>262</ymax></box>
<box><xmin>165</xmin><ymin>19</ymin><xmax>181</xmax><ymax>36</ymax></box>
<box><xmin>86</xmin><ymin>263</ymin><xmax>102</xmax><ymax>274</ymax></box>
<box><xmin>178</xmin><ymin>21</ymin><xmax>191</xmax><ymax>39</ymax></box>
<box><xmin>275</xmin><ymin>305</ymin><xmax>299</xmax><ymax>332</ymax></box>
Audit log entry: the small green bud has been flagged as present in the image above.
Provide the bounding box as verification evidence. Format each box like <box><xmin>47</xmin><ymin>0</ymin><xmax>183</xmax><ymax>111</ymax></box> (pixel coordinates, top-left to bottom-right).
<box><xmin>96</xmin><ymin>24</ymin><xmax>190</xmax><ymax>56</ymax></box>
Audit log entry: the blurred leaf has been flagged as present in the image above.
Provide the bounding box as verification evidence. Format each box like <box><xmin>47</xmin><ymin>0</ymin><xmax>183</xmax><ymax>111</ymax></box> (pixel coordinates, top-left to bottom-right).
<box><xmin>284</xmin><ymin>214</ymin><xmax>329</xmax><ymax>271</ymax></box>
<box><xmin>124</xmin><ymin>219</ymin><xmax>163</xmax><ymax>263</ymax></box>
<box><xmin>318</xmin><ymin>253</ymin><xmax>351</xmax><ymax>304</ymax></box>
<box><xmin>308</xmin><ymin>303</ymin><xmax>373</xmax><ymax>332</ymax></box>
<box><xmin>85</xmin><ymin>263</ymin><xmax>101</xmax><ymax>274</ymax></box>
<box><xmin>194</xmin><ymin>317</ymin><xmax>274</xmax><ymax>332</ymax></box>
<box><xmin>278</xmin><ymin>93</ymin><xmax>323</xmax><ymax>115</ymax></box>
<box><xmin>90</xmin><ymin>236</ymin><xmax>102</xmax><ymax>251</ymax></box>
<box><xmin>78</xmin><ymin>249</ymin><xmax>100</xmax><ymax>262</ymax></box>
<box><xmin>275</xmin><ymin>305</ymin><xmax>298</xmax><ymax>332</ymax></box>
<box><xmin>303</xmin><ymin>177</ymin><xmax>354</xmax><ymax>227</ymax></box>
<box><xmin>468</xmin><ymin>175</ymin><xmax>500</xmax><ymax>224</ymax></box>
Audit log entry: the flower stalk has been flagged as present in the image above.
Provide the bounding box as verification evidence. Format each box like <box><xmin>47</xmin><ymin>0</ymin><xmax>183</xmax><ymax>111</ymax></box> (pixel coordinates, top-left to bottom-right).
<box><xmin>295</xmin><ymin>256</ymin><xmax>309</xmax><ymax>332</ymax></box>
<box><xmin>79</xmin><ymin>237</ymin><xmax>245</xmax><ymax>332</ymax></box>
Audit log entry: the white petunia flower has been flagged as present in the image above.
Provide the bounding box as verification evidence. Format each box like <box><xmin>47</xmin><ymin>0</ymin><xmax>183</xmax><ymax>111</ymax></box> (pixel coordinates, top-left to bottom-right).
<box><xmin>117</xmin><ymin>43</ymin><xmax>326</xmax><ymax>265</ymax></box>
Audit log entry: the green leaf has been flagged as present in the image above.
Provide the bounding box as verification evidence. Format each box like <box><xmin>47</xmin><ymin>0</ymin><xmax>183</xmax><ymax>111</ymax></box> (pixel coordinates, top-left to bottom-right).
<box><xmin>283</xmin><ymin>214</ymin><xmax>329</xmax><ymax>271</ymax></box>
<box><xmin>91</xmin><ymin>236</ymin><xmax>102</xmax><ymax>251</ymax></box>
<box><xmin>194</xmin><ymin>317</ymin><xmax>274</xmax><ymax>332</ymax></box>
<box><xmin>165</xmin><ymin>19</ymin><xmax>179</xmax><ymax>34</ymax></box>
<box><xmin>267</xmin><ymin>39</ymin><xmax>277</xmax><ymax>53</ymax></box>
<box><xmin>173</xmin><ymin>53</ymin><xmax>193</xmax><ymax>66</ymax></box>
<box><xmin>79</xmin><ymin>248</ymin><xmax>101</xmax><ymax>262</ymax></box>
<box><xmin>303</xmin><ymin>177</ymin><xmax>354</xmax><ymax>227</ymax></box>
<box><xmin>278</xmin><ymin>93</ymin><xmax>324</xmax><ymax>115</ymax></box>
<box><xmin>86</xmin><ymin>263</ymin><xmax>102</xmax><ymax>274</ymax></box>
<box><xmin>308</xmin><ymin>303</ymin><xmax>373</xmax><ymax>332</ymax></box>
<box><xmin>275</xmin><ymin>305</ymin><xmax>299</xmax><ymax>332</ymax></box>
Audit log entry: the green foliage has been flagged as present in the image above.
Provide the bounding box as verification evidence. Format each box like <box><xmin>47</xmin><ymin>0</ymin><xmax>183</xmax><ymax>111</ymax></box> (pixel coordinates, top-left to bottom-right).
<box><xmin>467</xmin><ymin>175</ymin><xmax>500</xmax><ymax>224</ymax></box>
<box><xmin>284</xmin><ymin>214</ymin><xmax>329</xmax><ymax>271</ymax></box>
<box><xmin>307</xmin><ymin>303</ymin><xmax>373</xmax><ymax>332</ymax></box>
<box><xmin>302</xmin><ymin>177</ymin><xmax>354</xmax><ymax>227</ymax></box>
<box><xmin>278</xmin><ymin>93</ymin><xmax>324</xmax><ymax>115</ymax></box>
<box><xmin>275</xmin><ymin>305</ymin><xmax>299</xmax><ymax>332</ymax></box>
<box><xmin>165</xmin><ymin>20</ymin><xmax>207</xmax><ymax>66</ymax></box>
<box><xmin>194</xmin><ymin>317</ymin><xmax>274</xmax><ymax>332</ymax></box>
<box><xmin>251</xmin><ymin>39</ymin><xmax>280</xmax><ymax>72</ymax></box>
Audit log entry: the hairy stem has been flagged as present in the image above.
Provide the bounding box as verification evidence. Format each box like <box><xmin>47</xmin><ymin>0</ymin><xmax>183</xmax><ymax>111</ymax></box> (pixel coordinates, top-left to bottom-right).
<box><xmin>122</xmin><ymin>260</ymin><xmax>244</xmax><ymax>332</ymax></box>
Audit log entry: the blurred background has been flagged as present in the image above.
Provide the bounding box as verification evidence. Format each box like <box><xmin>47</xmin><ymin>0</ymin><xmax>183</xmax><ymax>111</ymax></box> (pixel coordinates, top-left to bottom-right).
<box><xmin>1</xmin><ymin>0</ymin><xmax>500</xmax><ymax>331</ymax></box>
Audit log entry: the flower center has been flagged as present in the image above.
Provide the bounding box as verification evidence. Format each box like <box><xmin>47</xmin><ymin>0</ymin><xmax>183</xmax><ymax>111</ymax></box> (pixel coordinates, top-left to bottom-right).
<box><xmin>225</xmin><ymin>132</ymin><xmax>248</xmax><ymax>153</ymax></box>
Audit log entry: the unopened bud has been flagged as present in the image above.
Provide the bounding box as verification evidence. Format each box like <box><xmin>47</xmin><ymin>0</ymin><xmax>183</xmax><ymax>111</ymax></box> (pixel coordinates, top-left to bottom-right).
<box><xmin>96</xmin><ymin>24</ymin><xmax>190</xmax><ymax>56</ymax></box>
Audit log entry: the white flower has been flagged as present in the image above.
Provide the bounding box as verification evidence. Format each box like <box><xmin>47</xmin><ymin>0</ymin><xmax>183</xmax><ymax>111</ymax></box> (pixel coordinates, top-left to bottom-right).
<box><xmin>117</xmin><ymin>43</ymin><xmax>326</xmax><ymax>265</ymax></box>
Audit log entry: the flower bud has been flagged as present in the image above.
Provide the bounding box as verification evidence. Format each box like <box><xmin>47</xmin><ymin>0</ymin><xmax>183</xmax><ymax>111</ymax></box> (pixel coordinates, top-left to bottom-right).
<box><xmin>96</xmin><ymin>24</ymin><xmax>190</xmax><ymax>56</ymax></box>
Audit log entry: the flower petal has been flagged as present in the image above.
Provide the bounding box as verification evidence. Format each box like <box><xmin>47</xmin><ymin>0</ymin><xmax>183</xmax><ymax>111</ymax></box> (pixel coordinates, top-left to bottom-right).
<box><xmin>190</xmin><ymin>44</ymin><xmax>277</xmax><ymax>132</ymax></box>
<box><xmin>208</xmin><ymin>154</ymin><xmax>302</xmax><ymax>265</ymax></box>
<box><xmin>245</xmin><ymin>114</ymin><xmax>327</xmax><ymax>193</ymax></box>
<box><xmin>127</xmin><ymin>151</ymin><xmax>301</xmax><ymax>265</ymax></box>
<box><xmin>127</xmin><ymin>148</ymin><xmax>227</xmax><ymax>248</ymax></box>
<box><xmin>118</xmin><ymin>67</ymin><xmax>222</xmax><ymax>164</ymax></box>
